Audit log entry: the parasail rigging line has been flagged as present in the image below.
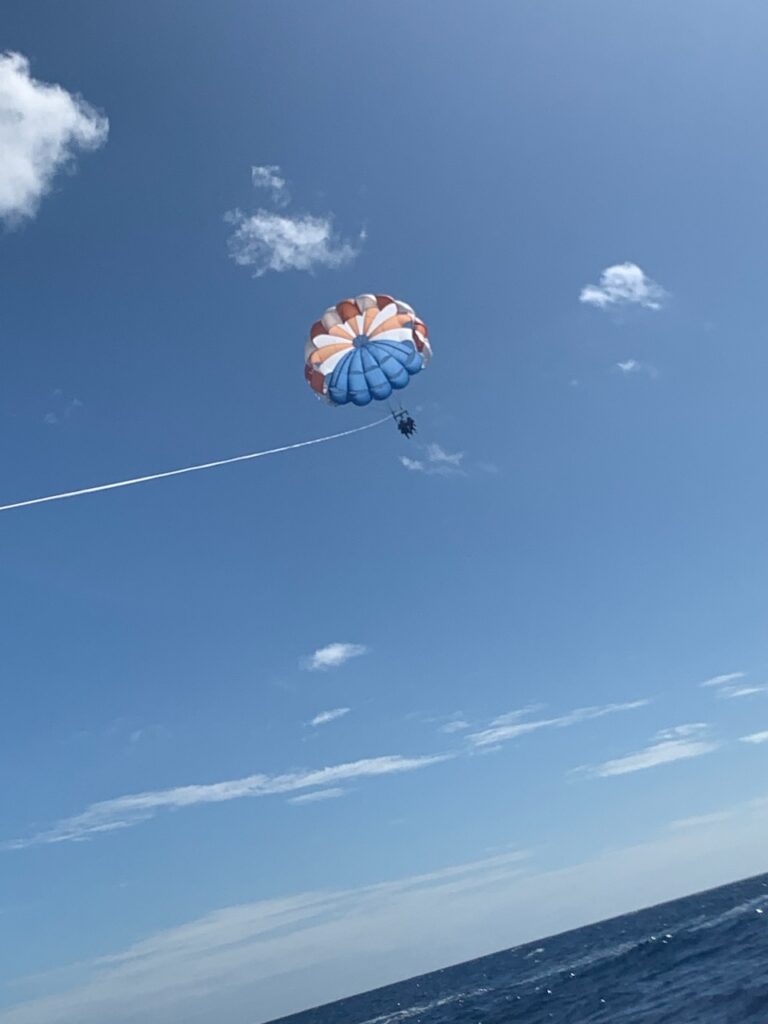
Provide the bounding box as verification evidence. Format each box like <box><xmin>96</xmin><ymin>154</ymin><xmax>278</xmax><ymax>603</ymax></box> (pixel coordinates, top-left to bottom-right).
<box><xmin>0</xmin><ymin>417</ymin><xmax>390</xmax><ymax>514</ymax></box>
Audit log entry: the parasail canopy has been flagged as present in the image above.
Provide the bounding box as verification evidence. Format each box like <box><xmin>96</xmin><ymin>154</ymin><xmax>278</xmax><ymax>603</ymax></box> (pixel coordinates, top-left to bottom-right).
<box><xmin>304</xmin><ymin>294</ymin><xmax>431</xmax><ymax>407</ymax></box>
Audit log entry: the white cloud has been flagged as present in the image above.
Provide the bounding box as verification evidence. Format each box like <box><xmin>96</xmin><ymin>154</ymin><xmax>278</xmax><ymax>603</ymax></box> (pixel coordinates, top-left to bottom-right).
<box><xmin>399</xmin><ymin>444</ymin><xmax>465</xmax><ymax>477</ymax></box>
<box><xmin>43</xmin><ymin>393</ymin><xmax>83</xmax><ymax>426</ymax></box>
<box><xmin>5</xmin><ymin>695</ymin><xmax>646</xmax><ymax>853</ymax></box>
<box><xmin>717</xmin><ymin>685</ymin><xmax>768</xmax><ymax>699</ymax></box>
<box><xmin>288</xmin><ymin>788</ymin><xmax>346</xmax><ymax>805</ymax></box>
<box><xmin>2</xmin><ymin>753</ymin><xmax>449</xmax><ymax>850</ymax></box>
<box><xmin>250</xmin><ymin>164</ymin><xmax>289</xmax><ymax>205</ymax></box>
<box><xmin>486</xmin><ymin>706</ymin><xmax>543</xmax><ymax>726</ymax></box>
<box><xmin>227</xmin><ymin>164</ymin><xmax>363</xmax><ymax>275</ymax></box>
<box><xmin>740</xmin><ymin>731</ymin><xmax>768</xmax><ymax>745</ymax></box>
<box><xmin>667</xmin><ymin>795</ymin><xmax>768</xmax><ymax>836</ymax></box>
<box><xmin>574</xmin><ymin>724</ymin><xmax>718</xmax><ymax>778</ymax></box>
<box><xmin>468</xmin><ymin>700</ymin><xmax>648</xmax><ymax>749</ymax></box>
<box><xmin>699</xmin><ymin>671</ymin><xmax>745</xmax><ymax>688</ymax></box>
<box><xmin>225</xmin><ymin>210</ymin><xmax>363</xmax><ymax>276</ymax></box>
<box><xmin>0</xmin><ymin>851</ymin><xmax>536</xmax><ymax>1024</ymax></box>
<box><xmin>8</xmin><ymin>806</ymin><xmax>768</xmax><ymax>1024</ymax></box>
<box><xmin>440</xmin><ymin>720</ymin><xmax>470</xmax><ymax>735</ymax></box>
<box><xmin>698</xmin><ymin>672</ymin><xmax>764</xmax><ymax>699</ymax></box>
<box><xmin>309</xmin><ymin>708</ymin><xmax>350</xmax><ymax>727</ymax></box>
<box><xmin>615</xmin><ymin>359</ymin><xmax>657</xmax><ymax>378</ymax></box>
<box><xmin>302</xmin><ymin>642</ymin><xmax>367</xmax><ymax>672</ymax></box>
<box><xmin>0</xmin><ymin>52</ymin><xmax>108</xmax><ymax>224</ymax></box>
<box><xmin>427</xmin><ymin>444</ymin><xmax>463</xmax><ymax>467</ymax></box>
<box><xmin>579</xmin><ymin>262</ymin><xmax>666</xmax><ymax>310</ymax></box>
<box><xmin>668</xmin><ymin>810</ymin><xmax>735</xmax><ymax>831</ymax></box>
<box><xmin>655</xmin><ymin>723</ymin><xmax>709</xmax><ymax>740</ymax></box>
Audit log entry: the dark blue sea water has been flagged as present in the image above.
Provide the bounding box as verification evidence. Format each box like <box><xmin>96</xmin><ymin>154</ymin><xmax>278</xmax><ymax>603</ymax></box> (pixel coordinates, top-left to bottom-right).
<box><xmin>274</xmin><ymin>874</ymin><xmax>768</xmax><ymax>1024</ymax></box>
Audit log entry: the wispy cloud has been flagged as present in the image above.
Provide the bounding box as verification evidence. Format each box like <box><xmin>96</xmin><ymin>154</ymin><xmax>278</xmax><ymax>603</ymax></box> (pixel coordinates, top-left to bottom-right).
<box><xmin>11</xmin><ymin>807</ymin><xmax>768</xmax><ymax>1024</ymax></box>
<box><xmin>469</xmin><ymin>700</ymin><xmax>649</xmax><ymax>750</ymax></box>
<box><xmin>666</xmin><ymin>795</ymin><xmax>768</xmax><ymax>837</ymax></box>
<box><xmin>717</xmin><ymin>685</ymin><xmax>768</xmax><ymax>699</ymax></box>
<box><xmin>226</xmin><ymin>211</ymin><xmax>363</xmax><ymax>276</ymax></box>
<box><xmin>0</xmin><ymin>851</ymin><xmax>535</xmax><ymax>1024</ymax></box>
<box><xmin>656</xmin><ymin>723</ymin><xmax>709</xmax><ymax>739</ymax></box>
<box><xmin>427</xmin><ymin>444</ymin><xmax>463</xmax><ymax>467</ymax></box>
<box><xmin>580</xmin><ymin>262</ymin><xmax>666</xmax><ymax>311</ymax></box>
<box><xmin>3</xmin><ymin>753</ymin><xmax>449</xmax><ymax>851</ymax></box>
<box><xmin>7</xmin><ymin>694</ymin><xmax>649</xmax><ymax>852</ymax></box>
<box><xmin>288</xmin><ymin>788</ymin><xmax>346</xmax><ymax>805</ymax></box>
<box><xmin>699</xmin><ymin>671</ymin><xmax>745</xmax><ymax>688</ymax></box>
<box><xmin>399</xmin><ymin>444</ymin><xmax>465</xmax><ymax>476</ymax></box>
<box><xmin>43</xmin><ymin>392</ymin><xmax>83</xmax><ymax>426</ymax></box>
<box><xmin>225</xmin><ymin>166</ymin><xmax>362</xmax><ymax>276</ymax></box>
<box><xmin>0</xmin><ymin>52</ymin><xmax>108</xmax><ymax>224</ymax></box>
<box><xmin>302</xmin><ymin>643</ymin><xmax>367</xmax><ymax>672</ymax></box>
<box><xmin>740</xmin><ymin>731</ymin><xmax>768</xmax><ymax>745</ymax></box>
<box><xmin>699</xmin><ymin>672</ymin><xmax>763</xmax><ymax>699</ymax></box>
<box><xmin>573</xmin><ymin>724</ymin><xmax>718</xmax><ymax>778</ymax></box>
<box><xmin>250</xmin><ymin>164</ymin><xmax>289</xmax><ymax>206</ymax></box>
<box><xmin>309</xmin><ymin>708</ymin><xmax>350</xmax><ymax>727</ymax></box>
<box><xmin>668</xmin><ymin>811</ymin><xmax>735</xmax><ymax>831</ymax></box>
<box><xmin>440</xmin><ymin>720</ymin><xmax>470</xmax><ymax>735</ymax></box>
<box><xmin>617</xmin><ymin>359</ymin><xmax>640</xmax><ymax>374</ymax></box>
<box><xmin>615</xmin><ymin>359</ymin><xmax>657</xmax><ymax>378</ymax></box>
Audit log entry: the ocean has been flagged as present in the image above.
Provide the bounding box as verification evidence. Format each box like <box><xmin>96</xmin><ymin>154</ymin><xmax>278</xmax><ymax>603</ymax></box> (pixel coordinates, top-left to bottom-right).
<box><xmin>272</xmin><ymin>873</ymin><xmax>768</xmax><ymax>1024</ymax></box>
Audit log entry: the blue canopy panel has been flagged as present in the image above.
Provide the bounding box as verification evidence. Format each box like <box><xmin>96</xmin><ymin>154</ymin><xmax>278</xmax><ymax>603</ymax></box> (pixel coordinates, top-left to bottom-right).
<box><xmin>327</xmin><ymin>340</ymin><xmax>423</xmax><ymax>406</ymax></box>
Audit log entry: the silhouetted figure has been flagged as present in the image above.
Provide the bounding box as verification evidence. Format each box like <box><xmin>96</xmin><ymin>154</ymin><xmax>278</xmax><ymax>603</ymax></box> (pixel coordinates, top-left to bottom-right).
<box><xmin>395</xmin><ymin>413</ymin><xmax>416</xmax><ymax>438</ymax></box>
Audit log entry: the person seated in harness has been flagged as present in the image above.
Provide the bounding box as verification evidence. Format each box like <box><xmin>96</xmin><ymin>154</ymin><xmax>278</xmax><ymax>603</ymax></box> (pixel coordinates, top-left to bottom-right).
<box><xmin>395</xmin><ymin>412</ymin><xmax>416</xmax><ymax>438</ymax></box>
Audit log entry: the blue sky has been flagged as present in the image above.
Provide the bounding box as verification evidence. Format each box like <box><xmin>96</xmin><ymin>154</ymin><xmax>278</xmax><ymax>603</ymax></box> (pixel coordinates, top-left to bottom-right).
<box><xmin>3</xmin><ymin>1</ymin><xmax>768</xmax><ymax>1021</ymax></box>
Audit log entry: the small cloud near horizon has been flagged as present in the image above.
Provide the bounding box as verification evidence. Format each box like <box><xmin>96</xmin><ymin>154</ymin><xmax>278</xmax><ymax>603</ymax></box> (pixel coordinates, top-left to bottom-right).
<box><xmin>668</xmin><ymin>810</ymin><xmax>735</xmax><ymax>831</ymax></box>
